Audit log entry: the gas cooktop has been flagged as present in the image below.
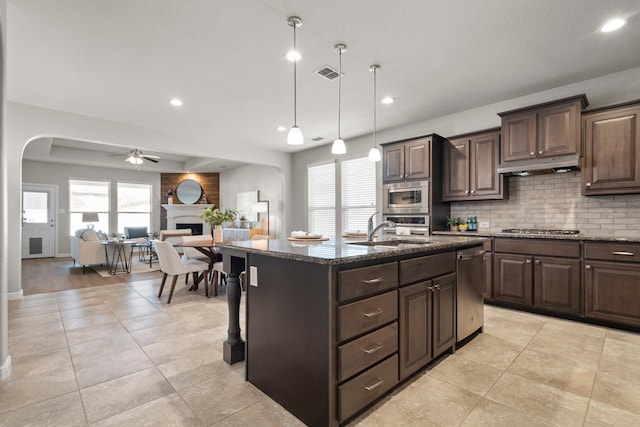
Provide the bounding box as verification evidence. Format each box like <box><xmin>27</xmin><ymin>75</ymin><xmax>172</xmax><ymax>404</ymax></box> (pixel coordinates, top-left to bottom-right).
<box><xmin>500</xmin><ymin>228</ymin><xmax>580</xmax><ymax>235</ymax></box>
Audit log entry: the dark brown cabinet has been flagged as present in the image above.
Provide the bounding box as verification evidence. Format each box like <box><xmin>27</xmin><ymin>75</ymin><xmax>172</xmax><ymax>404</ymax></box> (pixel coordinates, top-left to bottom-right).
<box><xmin>582</xmin><ymin>102</ymin><xmax>640</xmax><ymax>195</ymax></box>
<box><xmin>493</xmin><ymin>238</ymin><xmax>581</xmax><ymax>314</ymax></box>
<box><xmin>482</xmin><ymin>239</ymin><xmax>493</xmax><ymax>300</ymax></box>
<box><xmin>493</xmin><ymin>253</ymin><xmax>533</xmax><ymax>307</ymax></box>
<box><xmin>382</xmin><ymin>136</ymin><xmax>432</xmax><ymax>182</ymax></box>
<box><xmin>398</xmin><ymin>253</ymin><xmax>456</xmax><ymax>380</ymax></box>
<box><xmin>443</xmin><ymin>129</ymin><xmax>505</xmax><ymax>201</ymax></box>
<box><xmin>585</xmin><ymin>242</ymin><xmax>640</xmax><ymax>327</ymax></box>
<box><xmin>498</xmin><ymin>95</ymin><xmax>587</xmax><ymax>164</ymax></box>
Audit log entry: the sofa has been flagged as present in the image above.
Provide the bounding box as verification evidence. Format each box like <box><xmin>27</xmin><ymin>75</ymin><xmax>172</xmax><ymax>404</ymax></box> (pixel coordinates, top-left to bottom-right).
<box><xmin>70</xmin><ymin>228</ymin><xmax>108</xmax><ymax>273</ymax></box>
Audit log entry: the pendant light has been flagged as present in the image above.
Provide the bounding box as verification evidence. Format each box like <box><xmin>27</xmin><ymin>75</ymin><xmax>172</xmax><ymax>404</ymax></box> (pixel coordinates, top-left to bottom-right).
<box><xmin>368</xmin><ymin>64</ymin><xmax>382</xmax><ymax>162</ymax></box>
<box><xmin>287</xmin><ymin>16</ymin><xmax>304</xmax><ymax>145</ymax></box>
<box><xmin>331</xmin><ymin>44</ymin><xmax>347</xmax><ymax>155</ymax></box>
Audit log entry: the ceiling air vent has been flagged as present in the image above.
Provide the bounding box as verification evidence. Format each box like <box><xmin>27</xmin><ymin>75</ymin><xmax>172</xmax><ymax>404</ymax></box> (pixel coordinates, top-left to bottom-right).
<box><xmin>315</xmin><ymin>65</ymin><xmax>340</xmax><ymax>81</ymax></box>
<box><xmin>312</xmin><ymin>137</ymin><xmax>324</xmax><ymax>142</ymax></box>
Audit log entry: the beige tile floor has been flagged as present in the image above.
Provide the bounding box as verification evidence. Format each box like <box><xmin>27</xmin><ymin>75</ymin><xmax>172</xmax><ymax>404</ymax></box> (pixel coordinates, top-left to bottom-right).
<box><xmin>2</xmin><ymin>278</ymin><xmax>640</xmax><ymax>426</ymax></box>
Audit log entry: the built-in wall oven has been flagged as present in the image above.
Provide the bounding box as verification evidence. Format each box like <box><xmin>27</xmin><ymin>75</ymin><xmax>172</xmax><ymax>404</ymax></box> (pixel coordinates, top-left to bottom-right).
<box><xmin>382</xmin><ymin>214</ymin><xmax>430</xmax><ymax>235</ymax></box>
<box><xmin>383</xmin><ymin>180</ymin><xmax>429</xmax><ymax>214</ymax></box>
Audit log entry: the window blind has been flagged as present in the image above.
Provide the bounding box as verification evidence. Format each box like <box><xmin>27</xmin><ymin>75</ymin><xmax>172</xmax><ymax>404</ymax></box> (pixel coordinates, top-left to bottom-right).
<box><xmin>308</xmin><ymin>162</ymin><xmax>336</xmax><ymax>236</ymax></box>
<box><xmin>341</xmin><ymin>157</ymin><xmax>376</xmax><ymax>233</ymax></box>
<box><xmin>69</xmin><ymin>179</ymin><xmax>109</xmax><ymax>233</ymax></box>
<box><xmin>117</xmin><ymin>182</ymin><xmax>152</xmax><ymax>233</ymax></box>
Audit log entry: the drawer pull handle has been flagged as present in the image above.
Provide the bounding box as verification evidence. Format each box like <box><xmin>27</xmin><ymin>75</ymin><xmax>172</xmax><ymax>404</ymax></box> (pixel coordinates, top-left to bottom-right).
<box><xmin>612</xmin><ymin>251</ymin><xmax>634</xmax><ymax>256</ymax></box>
<box><xmin>363</xmin><ymin>377</ymin><xmax>384</xmax><ymax>391</ymax></box>
<box><xmin>363</xmin><ymin>308</ymin><xmax>383</xmax><ymax>318</ymax></box>
<box><xmin>362</xmin><ymin>277</ymin><xmax>382</xmax><ymax>285</ymax></box>
<box><xmin>363</xmin><ymin>343</ymin><xmax>383</xmax><ymax>354</ymax></box>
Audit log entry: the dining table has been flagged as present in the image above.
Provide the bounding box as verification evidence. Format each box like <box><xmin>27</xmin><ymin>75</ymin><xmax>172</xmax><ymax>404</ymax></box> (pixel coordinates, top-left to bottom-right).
<box><xmin>173</xmin><ymin>238</ymin><xmax>221</xmax><ymax>291</ymax></box>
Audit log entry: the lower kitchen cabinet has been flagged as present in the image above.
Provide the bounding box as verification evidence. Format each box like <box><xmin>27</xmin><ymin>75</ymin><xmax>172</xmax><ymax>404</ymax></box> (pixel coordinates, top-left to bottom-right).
<box><xmin>398</xmin><ymin>272</ymin><xmax>456</xmax><ymax>380</ymax></box>
<box><xmin>585</xmin><ymin>242</ymin><xmax>640</xmax><ymax>328</ymax></box>
<box><xmin>493</xmin><ymin>238</ymin><xmax>581</xmax><ymax>314</ymax></box>
<box><xmin>493</xmin><ymin>253</ymin><xmax>533</xmax><ymax>307</ymax></box>
<box><xmin>534</xmin><ymin>256</ymin><xmax>581</xmax><ymax>315</ymax></box>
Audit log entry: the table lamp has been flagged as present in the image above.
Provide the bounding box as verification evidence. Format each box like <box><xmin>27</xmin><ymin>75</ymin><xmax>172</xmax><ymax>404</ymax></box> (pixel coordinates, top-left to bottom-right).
<box><xmin>82</xmin><ymin>212</ymin><xmax>100</xmax><ymax>229</ymax></box>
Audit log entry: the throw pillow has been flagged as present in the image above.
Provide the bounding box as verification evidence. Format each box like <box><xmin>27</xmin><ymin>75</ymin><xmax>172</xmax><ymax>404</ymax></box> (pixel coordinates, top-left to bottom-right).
<box><xmin>81</xmin><ymin>229</ymin><xmax>101</xmax><ymax>241</ymax></box>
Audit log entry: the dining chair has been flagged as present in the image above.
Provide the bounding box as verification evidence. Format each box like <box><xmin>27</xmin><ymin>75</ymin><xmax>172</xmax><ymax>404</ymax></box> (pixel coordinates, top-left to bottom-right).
<box><xmin>153</xmin><ymin>239</ymin><xmax>210</xmax><ymax>303</ymax></box>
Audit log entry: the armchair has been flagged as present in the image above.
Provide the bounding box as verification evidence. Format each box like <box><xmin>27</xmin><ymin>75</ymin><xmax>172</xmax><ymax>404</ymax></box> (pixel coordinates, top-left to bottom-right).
<box><xmin>70</xmin><ymin>228</ymin><xmax>107</xmax><ymax>274</ymax></box>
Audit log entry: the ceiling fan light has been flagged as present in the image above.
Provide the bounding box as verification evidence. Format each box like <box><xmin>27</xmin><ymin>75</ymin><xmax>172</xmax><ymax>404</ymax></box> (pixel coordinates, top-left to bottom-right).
<box><xmin>368</xmin><ymin>147</ymin><xmax>381</xmax><ymax>162</ymax></box>
<box><xmin>331</xmin><ymin>138</ymin><xmax>346</xmax><ymax>155</ymax></box>
<box><xmin>126</xmin><ymin>155</ymin><xmax>143</xmax><ymax>165</ymax></box>
<box><xmin>287</xmin><ymin>125</ymin><xmax>304</xmax><ymax>145</ymax></box>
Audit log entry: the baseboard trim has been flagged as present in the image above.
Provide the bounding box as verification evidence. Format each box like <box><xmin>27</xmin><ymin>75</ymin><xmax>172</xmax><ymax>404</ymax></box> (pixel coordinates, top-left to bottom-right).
<box><xmin>8</xmin><ymin>289</ymin><xmax>23</xmax><ymax>300</ymax></box>
<box><xmin>0</xmin><ymin>355</ymin><xmax>12</xmax><ymax>381</ymax></box>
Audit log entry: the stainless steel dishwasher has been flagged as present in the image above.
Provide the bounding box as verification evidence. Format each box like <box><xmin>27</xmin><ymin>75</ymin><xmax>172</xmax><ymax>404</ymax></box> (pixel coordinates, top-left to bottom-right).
<box><xmin>456</xmin><ymin>246</ymin><xmax>485</xmax><ymax>342</ymax></box>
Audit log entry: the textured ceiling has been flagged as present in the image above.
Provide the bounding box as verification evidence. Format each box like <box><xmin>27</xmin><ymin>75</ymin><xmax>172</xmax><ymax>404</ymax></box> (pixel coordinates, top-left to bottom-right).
<box><xmin>9</xmin><ymin>0</ymin><xmax>640</xmax><ymax>170</ymax></box>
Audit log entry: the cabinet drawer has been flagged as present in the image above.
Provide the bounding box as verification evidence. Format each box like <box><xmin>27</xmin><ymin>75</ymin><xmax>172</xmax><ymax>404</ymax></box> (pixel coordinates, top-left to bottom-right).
<box><xmin>339</xmin><ymin>354</ymin><xmax>399</xmax><ymax>422</ymax></box>
<box><xmin>339</xmin><ymin>262</ymin><xmax>398</xmax><ymax>303</ymax></box>
<box><xmin>585</xmin><ymin>242</ymin><xmax>640</xmax><ymax>263</ymax></box>
<box><xmin>339</xmin><ymin>291</ymin><xmax>398</xmax><ymax>342</ymax></box>
<box><xmin>339</xmin><ymin>322</ymin><xmax>398</xmax><ymax>382</ymax></box>
<box><xmin>399</xmin><ymin>252</ymin><xmax>455</xmax><ymax>285</ymax></box>
<box><xmin>483</xmin><ymin>239</ymin><xmax>493</xmax><ymax>252</ymax></box>
<box><xmin>494</xmin><ymin>238</ymin><xmax>580</xmax><ymax>258</ymax></box>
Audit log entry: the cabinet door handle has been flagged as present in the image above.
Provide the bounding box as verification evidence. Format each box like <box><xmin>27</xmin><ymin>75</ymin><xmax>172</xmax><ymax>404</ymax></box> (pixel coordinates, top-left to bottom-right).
<box><xmin>586</xmin><ymin>264</ymin><xmax>591</xmax><ymax>270</ymax></box>
<box><xmin>465</xmin><ymin>190</ymin><xmax>469</xmax><ymax>194</ymax></box>
<box><xmin>526</xmin><ymin>259</ymin><xmax>532</xmax><ymax>264</ymax></box>
<box><xmin>530</xmin><ymin>152</ymin><xmax>535</xmax><ymax>156</ymax></box>
<box><xmin>363</xmin><ymin>377</ymin><xmax>384</xmax><ymax>391</ymax></box>
<box><xmin>471</xmin><ymin>190</ymin><xmax>476</xmax><ymax>195</ymax></box>
<box><xmin>535</xmin><ymin>259</ymin><xmax>540</xmax><ymax>264</ymax></box>
<box><xmin>455</xmin><ymin>145</ymin><xmax>465</xmax><ymax>149</ymax></box>
<box><xmin>612</xmin><ymin>251</ymin><xmax>635</xmax><ymax>256</ymax></box>
<box><xmin>538</xmin><ymin>150</ymin><xmax>543</xmax><ymax>155</ymax></box>
<box><xmin>362</xmin><ymin>277</ymin><xmax>382</xmax><ymax>284</ymax></box>
<box><xmin>586</xmin><ymin>182</ymin><xmax>591</xmax><ymax>187</ymax></box>
<box><xmin>362</xmin><ymin>343</ymin><xmax>384</xmax><ymax>354</ymax></box>
<box><xmin>363</xmin><ymin>308</ymin><xmax>383</xmax><ymax>318</ymax></box>
<box><xmin>427</xmin><ymin>286</ymin><xmax>434</xmax><ymax>292</ymax></box>
<box><xmin>433</xmin><ymin>284</ymin><xmax>440</xmax><ymax>290</ymax></box>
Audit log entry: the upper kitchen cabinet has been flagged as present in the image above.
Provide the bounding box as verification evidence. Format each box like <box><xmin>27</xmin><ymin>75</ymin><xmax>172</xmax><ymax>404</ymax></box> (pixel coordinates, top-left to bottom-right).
<box><xmin>497</xmin><ymin>95</ymin><xmax>588</xmax><ymax>171</ymax></box>
<box><xmin>382</xmin><ymin>136</ymin><xmax>436</xmax><ymax>182</ymax></box>
<box><xmin>582</xmin><ymin>101</ymin><xmax>640</xmax><ymax>196</ymax></box>
<box><xmin>443</xmin><ymin>128</ymin><xmax>506</xmax><ymax>201</ymax></box>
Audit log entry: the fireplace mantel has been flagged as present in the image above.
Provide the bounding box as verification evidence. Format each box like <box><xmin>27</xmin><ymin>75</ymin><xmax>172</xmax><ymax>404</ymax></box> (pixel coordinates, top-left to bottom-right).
<box><xmin>162</xmin><ymin>204</ymin><xmax>215</xmax><ymax>235</ymax></box>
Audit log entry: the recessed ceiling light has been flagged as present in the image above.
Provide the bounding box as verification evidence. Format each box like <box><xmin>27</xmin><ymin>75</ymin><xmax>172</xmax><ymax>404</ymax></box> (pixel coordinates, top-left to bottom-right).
<box><xmin>169</xmin><ymin>98</ymin><xmax>183</xmax><ymax>107</ymax></box>
<box><xmin>286</xmin><ymin>51</ymin><xmax>301</xmax><ymax>61</ymax></box>
<box><xmin>381</xmin><ymin>97</ymin><xmax>395</xmax><ymax>104</ymax></box>
<box><xmin>600</xmin><ymin>18</ymin><xmax>626</xmax><ymax>33</ymax></box>
<box><xmin>276</xmin><ymin>126</ymin><xmax>287</xmax><ymax>131</ymax></box>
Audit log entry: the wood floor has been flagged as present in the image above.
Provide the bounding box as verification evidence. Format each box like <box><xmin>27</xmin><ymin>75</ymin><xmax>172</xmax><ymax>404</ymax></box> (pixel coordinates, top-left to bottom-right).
<box><xmin>21</xmin><ymin>256</ymin><xmax>163</xmax><ymax>295</ymax></box>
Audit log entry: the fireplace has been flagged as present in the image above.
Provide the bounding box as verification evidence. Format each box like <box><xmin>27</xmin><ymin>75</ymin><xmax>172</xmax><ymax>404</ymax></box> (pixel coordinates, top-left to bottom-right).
<box><xmin>162</xmin><ymin>203</ymin><xmax>215</xmax><ymax>236</ymax></box>
<box><xmin>177</xmin><ymin>223</ymin><xmax>203</xmax><ymax>235</ymax></box>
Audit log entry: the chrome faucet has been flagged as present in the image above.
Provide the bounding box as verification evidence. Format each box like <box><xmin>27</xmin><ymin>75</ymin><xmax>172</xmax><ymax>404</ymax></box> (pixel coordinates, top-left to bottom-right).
<box><xmin>367</xmin><ymin>220</ymin><xmax>396</xmax><ymax>242</ymax></box>
<box><xmin>367</xmin><ymin>211</ymin><xmax>380</xmax><ymax>238</ymax></box>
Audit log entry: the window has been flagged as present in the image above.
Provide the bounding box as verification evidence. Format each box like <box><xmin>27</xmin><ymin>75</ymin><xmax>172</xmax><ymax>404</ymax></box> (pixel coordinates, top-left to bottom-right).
<box><xmin>117</xmin><ymin>182</ymin><xmax>152</xmax><ymax>233</ymax></box>
<box><xmin>308</xmin><ymin>162</ymin><xmax>336</xmax><ymax>236</ymax></box>
<box><xmin>69</xmin><ymin>179</ymin><xmax>109</xmax><ymax>233</ymax></box>
<box><xmin>341</xmin><ymin>157</ymin><xmax>377</xmax><ymax>233</ymax></box>
<box><xmin>307</xmin><ymin>156</ymin><xmax>377</xmax><ymax>236</ymax></box>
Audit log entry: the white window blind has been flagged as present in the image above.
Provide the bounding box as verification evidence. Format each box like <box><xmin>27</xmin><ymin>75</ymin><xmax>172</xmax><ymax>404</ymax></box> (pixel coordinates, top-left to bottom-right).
<box><xmin>69</xmin><ymin>179</ymin><xmax>109</xmax><ymax>233</ymax></box>
<box><xmin>308</xmin><ymin>162</ymin><xmax>336</xmax><ymax>236</ymax></box>
<box><xmin>117</xmin><ymin>182</ymin><xmax>152</xmax><ymax>233</ymax></box>
<box><xmin>341</xmin><ymin>156</ymin><xmax>377</xmax><ymax>234</ymax></box>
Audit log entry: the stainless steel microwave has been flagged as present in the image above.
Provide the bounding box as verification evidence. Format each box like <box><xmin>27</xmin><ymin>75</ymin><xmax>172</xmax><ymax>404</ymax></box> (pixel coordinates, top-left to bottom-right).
<box><xmin>383</xmin><ymin>181</ymin><xmax>429</xmax><ymax>214</ymax></box>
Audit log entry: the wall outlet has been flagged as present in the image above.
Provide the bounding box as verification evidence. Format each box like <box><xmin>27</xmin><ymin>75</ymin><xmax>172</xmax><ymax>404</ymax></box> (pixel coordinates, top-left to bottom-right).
<box><xmin>479</xmin><ymin>221</ymin><xmax>489</xmax><ymax>229</ymax></box>
<box><xmin>249</xmin><ymin>266</ymin><xmax>258</xmax><ymax>287</ymax></box>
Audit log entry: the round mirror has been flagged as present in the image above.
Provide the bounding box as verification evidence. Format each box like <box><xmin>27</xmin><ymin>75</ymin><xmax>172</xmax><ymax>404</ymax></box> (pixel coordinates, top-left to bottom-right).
<box><xmin>176</xmin><ymin>179</ymin><xmax>202</xmax><ymax>204</ymax></box>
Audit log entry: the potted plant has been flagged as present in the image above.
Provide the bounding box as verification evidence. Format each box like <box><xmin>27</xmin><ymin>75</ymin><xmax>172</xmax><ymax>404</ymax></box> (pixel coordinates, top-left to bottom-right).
<box><xmin>167</xmin><ymin>188</ymin><xmax>176</xmax><ymax>204</ymax></box>
<box><xmin>200</xmin><ymin>207</ymin><xmax>237</xmax><ymax>241</ymax></box>
<box><xmin>446</xmin><ymin>216</ymin><xmax>462</xmax><ymax>232</ymax></box>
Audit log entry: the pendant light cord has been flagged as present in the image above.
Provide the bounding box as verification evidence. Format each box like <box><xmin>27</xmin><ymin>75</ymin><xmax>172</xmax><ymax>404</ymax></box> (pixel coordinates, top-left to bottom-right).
<box><xmin>293</xmin><ymin>23</ymin><xmax>297</xmax><ymax>126</ymax></box>
<box><xmin>337</xmin><ymin>47</ymin><xmax>342</xmax><ymax>138</ymax></box>
<box><xmin>373</xmin><ymin>66</ymin><xmax>377</xmax><ymax>147</ymax></box>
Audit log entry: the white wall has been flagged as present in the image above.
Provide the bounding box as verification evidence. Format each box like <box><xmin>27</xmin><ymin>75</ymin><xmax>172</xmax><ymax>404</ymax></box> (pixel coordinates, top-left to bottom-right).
<box><xmin>290</xmin><ymin>66</ymin><xmax>640</xmax><ymax>232</ymax></box>
<box><xmin>220</xmin><ymin>164</ymin><xmax>285</xmax><ymax>238</ymax></box>
<box><xmin>22</xmin><ymin>159</ymin><xmax>162</xmax><ymax>255</ymax></box>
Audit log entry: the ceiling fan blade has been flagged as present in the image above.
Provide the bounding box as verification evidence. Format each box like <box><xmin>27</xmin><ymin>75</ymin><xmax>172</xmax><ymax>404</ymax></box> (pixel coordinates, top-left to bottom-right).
<box><xmin>143</xmin><ymin>156</ymin><xmax>159</xmax><ymax>163</ymax></box>
<box><xmin>143</xmin><ymin>154</ymin><xmax>160</xmax><ymax>159</ymax></box>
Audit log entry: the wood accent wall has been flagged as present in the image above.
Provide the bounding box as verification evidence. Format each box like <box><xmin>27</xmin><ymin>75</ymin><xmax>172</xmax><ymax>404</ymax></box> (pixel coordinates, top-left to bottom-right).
<box><xmin>160</xmin><ymin>173</ymin><xmax>220</xmax><ymax>230</ymax></box>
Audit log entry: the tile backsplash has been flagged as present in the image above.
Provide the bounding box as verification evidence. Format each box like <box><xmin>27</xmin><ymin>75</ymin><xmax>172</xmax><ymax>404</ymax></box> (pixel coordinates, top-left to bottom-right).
<box><xmin>450</xmin><ymin>172</ymin><xmax>640</xmax><ymax>238</ymax></box>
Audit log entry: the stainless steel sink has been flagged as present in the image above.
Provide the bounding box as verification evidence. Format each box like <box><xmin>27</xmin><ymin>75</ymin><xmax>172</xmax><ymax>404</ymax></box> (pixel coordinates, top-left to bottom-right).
<box><xmin>348</xmin><ymin>239</ymin><xmax>429</xmax><ymax>247</ymax></box>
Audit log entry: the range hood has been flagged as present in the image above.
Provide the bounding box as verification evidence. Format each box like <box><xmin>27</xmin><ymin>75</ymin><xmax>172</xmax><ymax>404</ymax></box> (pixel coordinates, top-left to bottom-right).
<box><xmin>496</xmin><ymin>154</ymin><xmax>580</xmax><ymax>176</ymax></box>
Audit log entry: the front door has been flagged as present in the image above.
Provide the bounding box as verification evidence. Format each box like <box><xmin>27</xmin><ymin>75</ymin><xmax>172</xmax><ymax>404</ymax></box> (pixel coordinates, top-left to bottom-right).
<box><xmin>22</xmin><ymin>184</ymin><xmax>57</xmax><ymax>258</ymax></box>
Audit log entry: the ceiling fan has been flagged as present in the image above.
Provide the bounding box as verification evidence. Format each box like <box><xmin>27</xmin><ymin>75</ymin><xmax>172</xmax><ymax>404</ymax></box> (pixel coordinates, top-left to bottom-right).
<box><xmin>108</xmin><ymin>148</ymin><xmax>160</xmax><ymax>166</ymax></box>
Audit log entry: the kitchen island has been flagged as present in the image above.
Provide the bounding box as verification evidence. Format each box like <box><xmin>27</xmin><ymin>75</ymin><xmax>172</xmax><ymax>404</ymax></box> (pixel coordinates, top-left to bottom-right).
<box><xmin>216</xmin><ymin>235</ymin><xmax>487</xmax><ymax>426</ymax></box>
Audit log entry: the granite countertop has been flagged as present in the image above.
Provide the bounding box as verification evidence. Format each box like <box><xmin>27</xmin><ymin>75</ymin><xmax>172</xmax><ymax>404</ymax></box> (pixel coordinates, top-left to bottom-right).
<box><xmin>433</xmin><ymin>230</ymin><xmax>640</xmax><ymax>243</ymax></box>
<box><xmin>216</xmin><ymin>235</ymin><xmax>488</xmax><ymax>265</ymax></box>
